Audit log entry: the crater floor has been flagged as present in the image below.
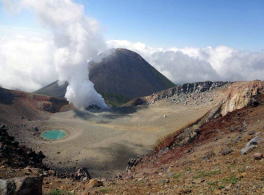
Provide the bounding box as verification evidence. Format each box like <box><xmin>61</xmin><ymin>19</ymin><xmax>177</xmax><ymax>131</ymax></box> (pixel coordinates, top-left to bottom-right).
<box><xmin>25</xmin><ymin>100</ymin><xmax>219</xmax><ymax>177</ymax></box>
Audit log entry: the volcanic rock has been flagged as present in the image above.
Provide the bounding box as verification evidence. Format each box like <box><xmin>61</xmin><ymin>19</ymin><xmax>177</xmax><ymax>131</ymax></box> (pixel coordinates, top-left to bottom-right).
<box><xmin>253</xmin><ymin>153</ymin><xmax>263</xmax><ymax>160</ymax></box>
<box><xmin>85</xmin><ymin>179</ymin><xmax>103</xmax><ymax>188</ymax></box>
<box><xmin>127</xmin><ymin>157</ymin><xmax>142</xmax><ymax>170</ymax></box>
<box><xmin>74</xmin><ymin>168</ymin><xmax>91</xmax><ymax>181</ymax></box>
<box><xmin>220</xmin><ymin>148</ymin><xmax>233</xmax><ymax>155</ymax></box>
<box><xmin>0</xmin><ymin>176</ymin><xmax>43</xmax><ymax>195</ymax></box>
<box><xmin>0</xmin><ymin>125</ymin><xmax>45</xmax><ymax>168</ymax></box>
<box><xmin>241</xmin><ymin>136</ymin><xmax>263</xmax><ymax>155</ymax></box>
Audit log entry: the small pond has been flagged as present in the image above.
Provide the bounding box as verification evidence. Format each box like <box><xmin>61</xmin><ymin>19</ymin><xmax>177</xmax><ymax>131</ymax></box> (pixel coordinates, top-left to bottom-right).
<box><xmin>41</xmin><ymin>130</ymin><xmax>67</xmax><ymax>140</ymax></box>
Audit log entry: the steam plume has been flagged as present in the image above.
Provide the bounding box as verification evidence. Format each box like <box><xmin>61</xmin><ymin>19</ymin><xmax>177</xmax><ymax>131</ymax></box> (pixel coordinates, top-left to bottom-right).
<box><xmin>19</xmin><ymin>0</ymin><xmax>108</xmax><ymax>109</ymax></box>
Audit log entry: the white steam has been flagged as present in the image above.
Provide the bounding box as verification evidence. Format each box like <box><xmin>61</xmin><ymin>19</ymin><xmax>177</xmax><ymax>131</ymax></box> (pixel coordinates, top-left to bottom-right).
<box><xmin>1</xmin><ymin>1</ymin><xmax>264</xmax><ymax>102</ymax></box>
<box><xmin>14</xmin><ymin>0</ymin><xmax>108</xmax><ymax>109</ymax></box>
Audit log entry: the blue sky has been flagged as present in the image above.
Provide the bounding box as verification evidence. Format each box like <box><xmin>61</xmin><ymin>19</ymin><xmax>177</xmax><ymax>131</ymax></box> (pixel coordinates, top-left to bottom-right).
<box><xmin>82</xmin><ymin>0</ymin><xmax>264</xmax><ymax>50</ymax></box>
<box><xmin>0</xmin><ymin>0</ymin><xmax>264</xmax><ymax>92</ymax></box>
<box><xmin>0</xmin><ymin>0</ymin><xmax>264</xmax><ymax>50</ymax></box>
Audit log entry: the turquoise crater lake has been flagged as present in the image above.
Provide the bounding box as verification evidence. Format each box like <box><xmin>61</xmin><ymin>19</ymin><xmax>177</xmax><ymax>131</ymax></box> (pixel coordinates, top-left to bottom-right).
<box><xmin>41</xmin><ymin>130</ymin><xmax>67</xmax><ymax>140</ymax></box>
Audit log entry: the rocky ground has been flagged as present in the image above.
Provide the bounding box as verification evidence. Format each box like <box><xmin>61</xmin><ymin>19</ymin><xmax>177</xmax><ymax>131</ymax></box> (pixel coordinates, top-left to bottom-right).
<box><xmin>0</xmin><ymin>81</ymin><xmax>264</xmax><ymax>194</ymax></box>
<box><xmin>144</xmin><ymin>81</ymin><xmax>230</xmax><ymax>105</ymax></box>
<box><xmin>6</xmin><ymin>93</ymin><xmax>217</xmax><ymax>178</ymax></box>
<box><xmin>108</xmin><ymin>103</ymin><xmax>264</xmax><ymax>195</ymax></box>
<box><xmin>41</xmin><ymin>81</ymin><xmax>264</xmax><ymax>195</ymax></box>
<box><xmin>0</xmin><ymin>124</ymin><xmax>45</xmax><ymax>170</ymax></box>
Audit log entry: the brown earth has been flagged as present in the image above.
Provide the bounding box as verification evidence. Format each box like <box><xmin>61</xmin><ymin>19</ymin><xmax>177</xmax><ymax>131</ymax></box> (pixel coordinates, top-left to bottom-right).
<box><xmin>0</xmin><ymin>81</ymin><xmax>264</xmax><ymax>194</ymax></box>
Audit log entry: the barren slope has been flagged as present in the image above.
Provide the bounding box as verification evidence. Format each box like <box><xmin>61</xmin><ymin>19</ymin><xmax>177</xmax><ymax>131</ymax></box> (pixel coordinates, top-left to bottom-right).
<box><xmin>1</xmin><ymin>81</ymin><xmax>264</xmax><ymax>195</ymax></box>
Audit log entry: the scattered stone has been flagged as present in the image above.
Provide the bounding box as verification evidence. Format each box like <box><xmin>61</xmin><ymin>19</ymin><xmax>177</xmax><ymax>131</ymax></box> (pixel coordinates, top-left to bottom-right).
<box><xmin>85</xmin><ymin>179</ymin><xmax>103</xmax><ymax>189</ymax></box>
<box><xmin>74</xmin><ymin>168</ymin><xmax>91</xmax><ymax>181</ymax></box>
<box><xmin>158</xmin><ymin>147</ymin><xmax>169</xmax><ymax>155</ymax></box>
<box><xmin>241</xmin><ymin>136</ymin><xmax>263</xmax><ymax>155</ymax></box>
<box><xmin>214</xmin><ymin>189</ymin><xmax>222</xmax><ymax>194</ymax></box>
<box><xmin>179</xmin><ymin>189</ymin><xmax>192</xmax><ymax>194</ymax></box>
<box><xmin>159</xmin><ymin>179</ymin><xmax>170</xmax><ymax>185</ymax></box>
<box><xmin>239</xmin><ymin>172</ymin><xmax>247</xmax><ymax>178</ymax></box>
<box><xmin>0</xmin><ymin>125</ymin><xmax>45</xmax><ymax>168</ymax></box>
<box><xmin>0</xmin><ymin>176</ymin><xmax>42</xmax><ymax>195</ymax></box>
<box><xmin>172</xmin><ymin>128</ymin><xmax>200</xmax><ymax>147</ymax></box>
<box><xmin>229</xmin><ymin>126</ymin><xmax>238</xmax><ymax>132</ymax></box>
<box><xmin>202</xmin><ymin>151</ymin><xmax>216</xmax><ymax>160</ymax></box>
<box><xmin>225</xmin><ymin>184</ymin><xmax>232</xmax><ymax>190</ymax></box>
<box><xmin>137</xmin><ymin>178</ymin><xmax>143</xmax><ymax>182</ymax></box>
<box><xmin>115</xmin><ymin>173</ymin><xmax>122</xmax><ymax>179</ymax></box>
<box><xmin>232</xmin><ymin>135</ymin><xmax>242</xmax><ymax>144</ymax></box>
<box><xmin>158</xmin><ymin>172</ymin><xmax>163</xmax><ymax>176</ymax></box>
<box><xmin>187</xmin><ymin>148</ymin><xmax>194</xmax><ymax>153</ymax></box>
<box><xmin>242</xmin><ymin>121</ymin><xmax>247</xmax><ymax>129</ymax></box>
<box><xmin>0</xmin><ymin>124</ymin><xmax>7</xmax><ymax>130</ymax></box>
<box><xmin>253</xmin><ymin>153</ymin><xmax>263</xmax><ymax>160</ymax></box>
<box><xmin>166</xmin><ymin>167</ymin><xmax>173</xmax><ymax>174</ymax></box>
<box><xmin>47</xmin><ymin>169</ymin><xmax>55</xmax><ymax>176</ymax></box>
<box><xmin>127</xmin><ymin>156</ymin><xmax>142</xmax><ymax>170</ymax></box>
<box><xmin>248</xmin><ymin>131</ymin><xmax>256</xmax><ymax>136</ymax></box>
<box><xmin>192</xmin><ymin>178</ymin><xmax>205</xmax><ymax>184</ymax></box>
<box><xmin>33</xmin><ymin>127</ymin><xmax>39</xmax><ymax>132</ymax></box>
<box><xmin>220</xmin><ymin>148</ymin><xmax>233</xmax><ymax>155</ymax></box>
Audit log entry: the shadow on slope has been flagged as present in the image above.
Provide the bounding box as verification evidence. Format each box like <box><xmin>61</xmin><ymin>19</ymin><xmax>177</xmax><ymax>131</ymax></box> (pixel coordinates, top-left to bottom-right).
<box><xmin>53</xmin><ymin>142</ymin><xmax>147</xmax><ymax>178</ymax></box>
<box><xmin>0</xmin><ymin>87</ymin><xmax>16</xmax><ymax>105</ymax></box>
<box><xmin>73</xmin><ymin>104</ymin><xmax>147</xmax><ymax>121</ymax></box>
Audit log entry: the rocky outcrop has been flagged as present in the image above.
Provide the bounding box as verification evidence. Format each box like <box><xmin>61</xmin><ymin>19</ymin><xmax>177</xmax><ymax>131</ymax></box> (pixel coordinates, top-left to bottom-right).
<box><xmin>253</xmin><ymin>152</ymin><xmax>263</xmax><ymax>160</ymax></box>
<box><xmin>221</xmin><ymin>81</ymin><xmax>264</xmax><ymax>116</ymax></box>
<box><xmin>240</xmin><ymin>134</ymin><xmax>263</xmax><ymax>155</ymax></box>
<box><xmin>74</xmin><ymin>168</ymin><xmax>91</xmax><ymax>181</ymax></box>
<box><xmin>0</xmin><ymin>124</ymin><xmax>45</xmax><ymax>168</ymax></box>
<box><xmin>170</xmin><ymin>128</ymin><xmax>201</xmax><ymax>148</ymax></box>
<box><xmin>144</xmin><ymin>81</ymin><xmax>264</xmax><ymax>118</ymax></box>
<box><xmin>0</xmin><ymin>176</ymin><xmax>42</xmax><ymax>195</ymax></box>
<box><xmin>127</xmin><ymin>157</ymin><xmax>142</xmax><ymax>170</ymax></box>
<box><xmin>85</xmin><ymin>179</ymin><xmax>103</xmax><ymax>189</ymax></box>
<box><xmin>145</xmin><ymin>81</ymin><xmax>229</xmax><ymax>104</ymax></box>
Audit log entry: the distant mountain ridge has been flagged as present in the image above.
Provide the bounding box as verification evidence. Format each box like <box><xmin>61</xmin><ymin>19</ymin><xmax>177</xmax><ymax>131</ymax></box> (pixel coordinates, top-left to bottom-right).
<box><xmin>35</xmin><ymin>48</ymin><xmax>175</xmax><ymax>105</ymax></box>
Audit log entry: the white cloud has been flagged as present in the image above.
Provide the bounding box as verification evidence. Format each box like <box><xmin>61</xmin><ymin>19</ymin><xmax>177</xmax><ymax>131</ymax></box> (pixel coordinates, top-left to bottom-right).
<box><xmin>107</xmin><ymin>40</ymin><xmax>264</xmax><ymax>83</ymax></box>
<box><xmin>0</xmin><ymin>32</ymin><xmax>57</xmax><ymax>91</ymax></box>
<box><xmin>0</xmin><ymin>31</ymin><xmax>263</xmax><ymax>95</ymax></box>
<box><xmin>1</xmin><ymin>0</ymin><xmax>264</xmax><ymax>96</ymax></box>
<box><xmin>0</xmin><ymin>35</ymin><xmax>263</xmax><ymax>94</ymax></box>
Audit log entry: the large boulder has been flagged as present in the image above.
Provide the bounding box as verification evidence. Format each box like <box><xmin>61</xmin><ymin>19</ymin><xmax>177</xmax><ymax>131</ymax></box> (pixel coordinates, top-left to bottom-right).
<box><xmin>241</xmin><ymin>135</ymin><xmax>263</xmax><ymax>155</ymax></box>
<box><xmin>74</xmin><ymin>168</ymin><xmax>91</xmax><ymax>181</ymax></box>
<box><xmin>0</xmin><ymin>176</ymin><xmax>43</xmax><ymax>195</ymax></box>
<box><xmin>85</xmin><ymin>179</ymin><xmax>103</xmax><ymax>189</ymax></box>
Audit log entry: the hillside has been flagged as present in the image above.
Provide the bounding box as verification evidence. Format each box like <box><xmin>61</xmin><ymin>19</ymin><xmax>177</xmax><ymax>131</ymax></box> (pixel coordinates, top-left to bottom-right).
<box><xmin>0</xmin><ymin>81</ymin><xmax>264</xmax><ymax>194</ymax></box>
<box><xmin>35</xmin><ymin>48</ymin><xmax>175</xmax><ymax>106</ymax></box>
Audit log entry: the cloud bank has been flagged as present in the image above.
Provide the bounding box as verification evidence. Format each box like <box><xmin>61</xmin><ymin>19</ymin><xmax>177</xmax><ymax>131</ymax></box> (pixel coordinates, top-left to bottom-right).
<box><xmin>0</xmin><ymin>1</ymin><xmax>264</xmax><ymax>105</ymax></box>
<box><xmin>1</xmin><ymin>34</ymin><xmax>264</xmax><ymax>95</ymax></box>
<box><xmin>108</xmin><ymin>40</ymin><xmax>264</xmax><ymax>83</ymax></box>
<box><xmin>0</xmin><ymin>33</ymin><xmax>57</xmax><ymax>91</ymax></box>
